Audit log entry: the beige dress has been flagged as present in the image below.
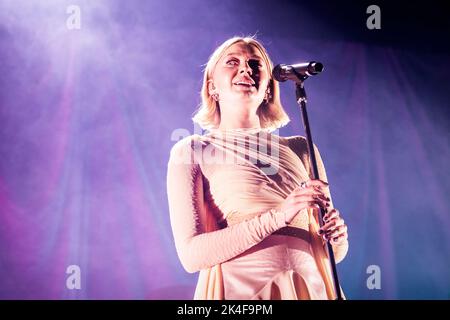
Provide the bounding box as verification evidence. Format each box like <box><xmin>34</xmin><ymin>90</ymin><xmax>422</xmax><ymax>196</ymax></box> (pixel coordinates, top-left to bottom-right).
<box><xmin>167</xmin><ymin>127</ymin><xmax>348</xmax><ymax>300</ymax></box>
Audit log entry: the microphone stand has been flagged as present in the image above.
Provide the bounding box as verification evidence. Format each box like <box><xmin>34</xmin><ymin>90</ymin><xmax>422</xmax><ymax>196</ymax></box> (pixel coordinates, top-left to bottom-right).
<box><xmin>293</xmin><ymin>71</ymin><xmax>343</xmax><ymax>300</ymax></box>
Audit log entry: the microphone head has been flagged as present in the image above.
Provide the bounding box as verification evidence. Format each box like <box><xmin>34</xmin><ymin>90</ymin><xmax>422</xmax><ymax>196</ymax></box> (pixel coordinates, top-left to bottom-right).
<box><xmin>309</xmin><ymin>62</ymin><xmax>324</xmax><ymax>74</ymax></box>
<box><xmin>273</xmin><ymin>62</ymin><xmax>324</xmax><ymax>82</ymax></box>
<box><xmin>272</xmin><ymin>64</ymin><xmax>287</xmax><ymax>82</ymax></box>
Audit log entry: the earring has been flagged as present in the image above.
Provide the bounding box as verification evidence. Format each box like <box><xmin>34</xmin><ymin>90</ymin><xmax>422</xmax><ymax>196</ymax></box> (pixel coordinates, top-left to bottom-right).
<box><xmin>209</xmin><ymin>82</ymin><xmax>219</xmax><ymax>101</ymax></box>
<box><xmin>264</xmin><ymin>88</ymin><xmax>272</xmax><ymax>104</ymax></box>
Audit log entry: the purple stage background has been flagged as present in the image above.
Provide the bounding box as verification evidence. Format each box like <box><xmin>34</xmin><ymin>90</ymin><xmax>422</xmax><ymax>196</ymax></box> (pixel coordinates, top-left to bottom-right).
<box><xmin>0</xmin><ymin>0</ymin><xmax>449</xmax><ymax>299</ymax></box>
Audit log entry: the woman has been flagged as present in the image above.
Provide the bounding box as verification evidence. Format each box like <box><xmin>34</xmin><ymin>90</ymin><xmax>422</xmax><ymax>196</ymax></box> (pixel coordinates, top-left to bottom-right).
<box><xmin>167</xmin><ymin>36</ymin><xmax>348</xmax><ymax>300</ymax></box>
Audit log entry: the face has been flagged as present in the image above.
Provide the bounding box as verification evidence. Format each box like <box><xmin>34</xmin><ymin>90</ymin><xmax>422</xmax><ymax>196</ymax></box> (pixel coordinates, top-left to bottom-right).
<box><xmin>209</xmin><ymin>42</ymin><xmax>270</xmax><ymax>110</ymax></box>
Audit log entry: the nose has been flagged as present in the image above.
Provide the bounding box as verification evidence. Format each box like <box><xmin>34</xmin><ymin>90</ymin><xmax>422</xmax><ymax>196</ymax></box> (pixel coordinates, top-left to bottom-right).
<box><xmin>239</xmin><ymin>60</ymin><xmax>252</xmax><ymax>75</ymax></box>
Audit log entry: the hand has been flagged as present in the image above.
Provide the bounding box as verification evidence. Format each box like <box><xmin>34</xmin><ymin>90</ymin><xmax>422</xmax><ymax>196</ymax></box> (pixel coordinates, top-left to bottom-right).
<box><xmin>277</xmin><ymin>179</ymin><xmax>331</xmax><ymax>224</ymax></box>
<box><xmin>318</xmin><ymin>208</ymin><xmax>348</xmax><ymax>245</ymax></box>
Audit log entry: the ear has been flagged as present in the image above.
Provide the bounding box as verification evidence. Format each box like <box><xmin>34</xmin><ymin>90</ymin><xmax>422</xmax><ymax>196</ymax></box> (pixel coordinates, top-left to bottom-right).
<box><xmin>207</xmin><ymin>80</ymin><xmax>216</xmax><ymax>95</ymax></box>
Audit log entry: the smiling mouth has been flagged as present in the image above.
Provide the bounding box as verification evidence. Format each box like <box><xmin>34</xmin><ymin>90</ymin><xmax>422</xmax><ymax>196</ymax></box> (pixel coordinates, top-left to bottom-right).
<box><xmin>233</xmin><ymin>81</ymin><xmax>256</xmax><ymax>87</ymax></box>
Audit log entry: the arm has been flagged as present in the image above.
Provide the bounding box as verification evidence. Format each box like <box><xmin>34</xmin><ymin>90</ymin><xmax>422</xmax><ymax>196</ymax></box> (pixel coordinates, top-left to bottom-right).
<box><xmin>167</xmin><ymin>136</ymin><xmax>287</xmax><ymax>273</ymax></box>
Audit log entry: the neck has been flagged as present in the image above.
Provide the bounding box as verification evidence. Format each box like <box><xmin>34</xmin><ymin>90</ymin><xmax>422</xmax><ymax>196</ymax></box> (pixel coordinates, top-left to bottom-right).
<box><xmin>218</xmin><ymin>104</ymin><xmax>261</xmax><ymax>131</ymax></box>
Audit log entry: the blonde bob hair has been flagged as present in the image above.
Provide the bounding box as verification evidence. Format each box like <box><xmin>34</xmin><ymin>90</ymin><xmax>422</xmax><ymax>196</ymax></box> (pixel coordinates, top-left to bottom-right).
<box><xmin>192</xmin><ymin>36</ymin><xmax>290</xmax><ymax>132</ymax></box>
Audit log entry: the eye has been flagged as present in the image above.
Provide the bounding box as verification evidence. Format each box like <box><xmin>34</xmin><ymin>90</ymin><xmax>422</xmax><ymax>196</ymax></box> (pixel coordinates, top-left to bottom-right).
<box><xmin>248</xmin><ymin>59</ymin><xmax>263</xmax><ymax>69</ymax></box>
<box><xmin>226</xmin><ymin>59</ymin><xmax>239</xmax><ymax>66</ymax></box>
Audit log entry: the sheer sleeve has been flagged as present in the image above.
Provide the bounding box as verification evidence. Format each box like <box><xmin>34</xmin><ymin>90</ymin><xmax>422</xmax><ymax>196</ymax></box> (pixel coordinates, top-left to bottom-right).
<box><xmin>167</xmin><ymin>136</ymin><xmax>287</xmax><ymax>273</ymax></box>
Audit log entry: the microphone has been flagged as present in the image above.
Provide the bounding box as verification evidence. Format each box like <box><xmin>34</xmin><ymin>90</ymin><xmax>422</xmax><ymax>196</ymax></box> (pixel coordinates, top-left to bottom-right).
<box><xmin>272</xmin><ymin>62</ymin><xmax>324</xmax><ymax>82</ymax></box>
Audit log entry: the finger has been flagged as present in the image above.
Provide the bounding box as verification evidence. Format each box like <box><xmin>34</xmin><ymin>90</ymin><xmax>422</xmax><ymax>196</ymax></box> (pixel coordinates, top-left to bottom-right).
<box><xmin>318</xmin><ymin>221</ymin><xmax>344</xmax><ymax>236</ymax></box>
<box><xmin>305</xmin><ymin>179</ymin><xmax>329</xmax><ymax>189</ymax></box>
<box><xmin>296</xmin><ymin>181</ymin><xmax>328</xmax><ymax>193</ymax></box>
<box><xmin>294</xmin><ymin>185</ymin><xmax>327</xmax><ymax>198</ymax></box>
<box><xmin>320</xmin><ymin>218</ymin><xmax>345</xmax><ymax>233</ymax></box>
<box><xmin>293</xmin><ymin>187</ymin><xmax>330</xmax><ymax>204</ymax></box>
<box><xmin>293</xmin><ymin>191</ymin><xmax>330</xmax><ymax>202</ymax></box>
<box><xmin>324</xmin><ymin>208</ymin><xmax>339</xmax><ymax>218</ymax></box>
<box><xmin>325</xmin><ymin>225</ymin><xmax>348</xmax><ymax>239</ymax></box>
<box><xmin>292</xmin><ymin>196</ymin><xmax>330</xmax><ymax>209</ymax></box>
<box><xmin>323</xmin><ymin>228</ymin><xmax>348</xmax><ymax>242</ymax></box>
<box><xmin>313</xmin><ymin>186</ymin><xmax>330</xmax><ymax>198</ymax></box>
<box><xmin>292</xmin><ymin>194</ymin><xmax>328</xmax><ymax>203</ymax></box>
<box><xmin>332</xmin><ymin>229</ymin><xmax>348</xmax><ymax>241</ymax></box>
<box><xmin>331</xmin><ymin>233</ymin><xmax>348</xmax><ymax>245</ymax></box>
<box><xmin>323</xmin><ymin>209</ymin><xmax>340</xmax><ymax>222</ymax></box>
